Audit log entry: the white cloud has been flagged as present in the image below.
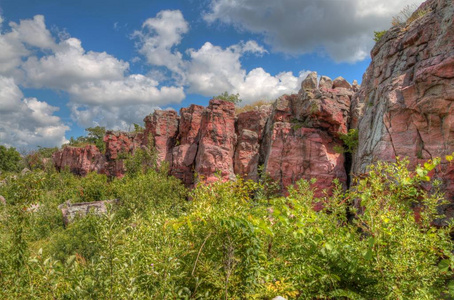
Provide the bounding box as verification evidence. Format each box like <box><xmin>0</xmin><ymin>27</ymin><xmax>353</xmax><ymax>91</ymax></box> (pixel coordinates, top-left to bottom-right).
<box><xmin>67</xmin><ymin>74</ymin><xmax>185</xmax><ymax>106</ymax></box>
<box><xmin>22</xmin><ymin>37</ymin><xmax>129</xmax><ymax>89</ymax></box>
<box><xmin>186</xmin><ymin>41</ymin><xmax>308</xmax><ymax>102</ymax></box>
<box><xmin>69</xmin><ymin>103</ymin><xmax>162</xmax><ymax>130</ymax></box>
<box><xmin>9</xmin><ymin>15</ymin><xmax>56</xmax><ymax>50</ymax></box>
<box><xmin>204</xmin><ymin>0</ymin><xmax>425</xmax><ymax>62</ymax></box>
<box><xmin>0</xmin><ymin>76</ymin><xmax>69</xmax><ymax>148</ymax></box>
<box><xmin>133</xmin><ymin>10</ymin><xmax>189</xmax><ymax>80</ymax></box>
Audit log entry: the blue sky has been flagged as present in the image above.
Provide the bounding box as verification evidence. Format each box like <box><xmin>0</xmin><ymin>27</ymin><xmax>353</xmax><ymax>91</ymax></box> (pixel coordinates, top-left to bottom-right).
<box><xmin>0</xmin><ymin>0</ymin><xmax>424</xmax><ymax>149</ymax></box>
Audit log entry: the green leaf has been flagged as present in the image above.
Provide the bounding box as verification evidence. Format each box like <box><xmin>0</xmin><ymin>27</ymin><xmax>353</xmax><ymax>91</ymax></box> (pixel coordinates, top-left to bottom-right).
<box><xmin>364</xmin><ymin>249</ymin><xmax>373</xmax><ymax>261</ymax></box>
<box><xmin>438</xmin><ymin>259</ymin><xmax>450</xmax><ymax>272</ymax></box>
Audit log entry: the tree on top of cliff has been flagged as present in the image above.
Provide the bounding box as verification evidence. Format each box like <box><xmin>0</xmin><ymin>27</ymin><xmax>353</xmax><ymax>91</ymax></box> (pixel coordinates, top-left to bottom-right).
<box><xmin>69</xmin><ymin>126</ymin><xmax>106</xmax><ymax>152</ymax></box>
<box><xmin>213</xmin><ymin>91</ymin><xmax>242</xmax><ymax>105</ymax></box>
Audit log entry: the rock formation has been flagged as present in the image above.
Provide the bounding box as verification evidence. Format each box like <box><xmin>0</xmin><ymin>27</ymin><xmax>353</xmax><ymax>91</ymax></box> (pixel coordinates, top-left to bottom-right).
<box><xmin>53</xmin><ymin>145</ymin><xmax>105</xmax><ymax>176</ymax></box>
<box><xmin>53</xmin><ymin>75</ymin><xmax>355</xmax><ymax>195</ymax></box>
<box><xmin>352</xmin><ymin>0</ymin><xmax>454</xmax><ymax>199</ymax></box>
<box><xmin>52</xmin><ymin>0</ymin><xmax>454</xmax><ymax>201</ymax></box>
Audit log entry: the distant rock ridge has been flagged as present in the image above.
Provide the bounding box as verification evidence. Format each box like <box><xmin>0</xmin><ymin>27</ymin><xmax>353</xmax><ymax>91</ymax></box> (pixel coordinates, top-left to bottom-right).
<box><xmin>53</xmin><ymin>0</ymin><xmax>454</xmax><ymax>200</ymax></box>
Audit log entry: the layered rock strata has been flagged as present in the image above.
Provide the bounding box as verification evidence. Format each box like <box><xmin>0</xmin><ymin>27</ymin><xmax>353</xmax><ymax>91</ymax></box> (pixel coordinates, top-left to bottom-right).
<box><xmin>53</xmin><ymin>75</ymin><xmax>355</xmax><ymax>194</ymax></box>
<box><xmin>352</xmin><ymin>0</ymin><xmax>454</xmax><ymax>199</ymax></box>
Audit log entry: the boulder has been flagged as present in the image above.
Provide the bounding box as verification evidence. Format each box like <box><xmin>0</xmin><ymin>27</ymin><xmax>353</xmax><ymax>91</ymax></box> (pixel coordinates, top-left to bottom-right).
<box><xmin>58</xmin><ymin>199</ymin><xmax>118</xmax><ymax>225</ymax></box>
<box><xmin>0</xmin><ymin>195</ymin><xmax>5</xmax><ymax>205</ymax></box>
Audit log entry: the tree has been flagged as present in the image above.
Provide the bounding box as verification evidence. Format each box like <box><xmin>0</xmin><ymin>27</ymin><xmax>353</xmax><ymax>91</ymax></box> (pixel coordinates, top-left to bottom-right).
<box><xmin>69</xmin><ymin>126</ymin><xmax>106</xmax><ymax>152</ymax></box>
<box><xmin>0</xmin><ymin>145</ymin><xmax>22</xmax><ymax>172</ymax></box>
<box><xmin>213</xmin><ymin>92</ymin><xmax>242</xmax><ymax>105</ymax></box>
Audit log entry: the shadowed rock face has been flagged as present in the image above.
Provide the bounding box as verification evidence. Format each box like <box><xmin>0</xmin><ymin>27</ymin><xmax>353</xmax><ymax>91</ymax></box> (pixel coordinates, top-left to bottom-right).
<box><xmin>352</xmin><ymin>0</ymin><xmax>454</xmax><ymax>199</ymax></box>
<box><xmin>53</xmin><ymin>145</ymin><xmax>105</xmax><ymax>176</ymax></box>
<box><xmin>171</xmin><ymin>105</ymin><xmax>204</xmax><ymax>187</ymax></box>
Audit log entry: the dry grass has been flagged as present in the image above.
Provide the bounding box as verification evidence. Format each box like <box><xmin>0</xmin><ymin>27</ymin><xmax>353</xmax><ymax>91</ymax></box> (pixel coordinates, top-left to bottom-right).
<box><xmin>391</xmin><ymin>4</ymin><xmax>431</xmax><ymax>27</ymax></box>
<box><xmin>235</xmin><ymin>100</ymin><xmax>273</xmax><ymax>114</ymax></box>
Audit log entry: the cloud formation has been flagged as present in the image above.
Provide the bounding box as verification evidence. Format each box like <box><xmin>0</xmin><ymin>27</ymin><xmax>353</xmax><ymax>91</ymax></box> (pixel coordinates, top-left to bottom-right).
<box><xmin>133</xmin><ymin>10</ymin><xmax>189</xmax><ymax>80</ymax></box>
<box><xmin>186</xmin><ymin>41</ymin><xmax>306</xmax><ymax>101</ymax></box>
<box><xmin>0</xmin><ymin>76</ymin><xmax>68</xmax><ymax>148</ymax></box>
<box><xmin>204</xmin><ymin>0</ymin><xmax>425</xmax><ymax>62</ymax></box>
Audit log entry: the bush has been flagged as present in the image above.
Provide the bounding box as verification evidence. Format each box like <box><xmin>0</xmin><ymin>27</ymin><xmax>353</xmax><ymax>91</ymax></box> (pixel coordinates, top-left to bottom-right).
<box><xmin>213</xmin><ymin>91</ymin><xmax>242</xmax><ymax>105</ymax></box>
<box><xmin>0</xmin><ymin>157</ymin><xmax>453</xmax><ymax>298</ymax></box>
<box><xmin>0</xmin><ymin>145</ymin><xmax>21</xmax><ymax>172</ymax></box>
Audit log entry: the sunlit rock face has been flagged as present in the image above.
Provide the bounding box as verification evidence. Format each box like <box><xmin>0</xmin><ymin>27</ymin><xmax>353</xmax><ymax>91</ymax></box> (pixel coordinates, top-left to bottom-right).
<box><xmin>260</xmin><ymin>73</ymin><xmax>355</xmax><ymax>196</ymax></box>
<box><xmin>194</xmin><ymin>99</ymin><xmax>237</xmax><ymax>184</ymax></box>
<box><xmin>352</xmin><ymin>0</ymin><xmax>454</xmax><ymax>200</ymax></box>
<box><xmin>52</xmin><ymin>73</ymin><xmax>357</xmax><ymax>196</ymax></box>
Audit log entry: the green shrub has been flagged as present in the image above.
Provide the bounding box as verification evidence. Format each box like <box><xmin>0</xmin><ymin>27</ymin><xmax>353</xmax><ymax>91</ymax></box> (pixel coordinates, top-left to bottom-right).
<box><xmin>0</xmin><ymin>145</ymin><xmax>21</xmax><ymax>173</ymax></box>
<box><xmin>373</xmin><ymin>30</ymin><xmax>387</xmax><ymax>42</ymax></box>
<box><xmin>213</xmin><ymin>91</ymin><xmax>242</xmax><ymax>105</ymax></box>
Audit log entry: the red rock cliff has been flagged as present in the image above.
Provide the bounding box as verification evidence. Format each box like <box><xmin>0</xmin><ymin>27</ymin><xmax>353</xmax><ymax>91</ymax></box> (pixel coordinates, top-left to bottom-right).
<box><xmin>352</xmin><ymin>0</ymin><xmax>454</xmax><ymax>199</ymax></box>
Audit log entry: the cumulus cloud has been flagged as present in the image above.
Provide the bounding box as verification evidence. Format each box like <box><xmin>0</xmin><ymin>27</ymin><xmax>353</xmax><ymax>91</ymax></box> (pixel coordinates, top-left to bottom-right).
<box><xmin>186</xmin><ymin>41</ymin><xmax>308</xmax><ymax>102</ymax></box>
<box><xmin>69</xmin><ymin>103</ymin><xmax>163</xmax><ymax>130</ymax></box>
<box><xmin>0</xmin><ymin>14</ymin><xmax>187</xmax><ymax>147</ymax></box>
<box><xmin>133</xmin><ymin>10</ymin><xmax>189</xmax><ymax>80</ymax></box>
<box><xmin>0</xmin><ymin>76</ymin><xmax>69</xmax><ymax>148</ymax></box>
<box><xmin>9</xmin><ymin>15</ymin><xmax>56</xmax><ymax>50</ymax></box>
<box><xmin>204</xmin><ymin>0</ymin><xmax>425</xmax><ymax>62</ymax></box>
<box><xmin>67</xmin><ymin>75</ymin><xmax>185</xmax><ymax>106</ymax></box>
<box><xmin>22</xmin><ymin>37</ymin><xmax>128</xmax><ymax>89</ymax></box>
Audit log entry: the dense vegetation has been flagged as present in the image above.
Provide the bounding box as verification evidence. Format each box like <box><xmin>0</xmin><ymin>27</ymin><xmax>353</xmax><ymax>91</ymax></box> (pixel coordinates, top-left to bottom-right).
<box><xmin>1</xmin><ymin>152</ymin><xmax>454</xmax><ymax>299</ymax></box>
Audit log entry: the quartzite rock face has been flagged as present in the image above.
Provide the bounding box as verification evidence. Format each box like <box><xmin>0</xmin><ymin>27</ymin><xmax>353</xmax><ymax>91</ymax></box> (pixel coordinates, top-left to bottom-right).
<box><xmin>171</xmin><ymin>105</ymin><xmax>204</xmax><ymax>186</ymax></box>
<box><xmin>352</xmin><ymin>0</ymin><xmax>454</xmax><ymax>199</ymax></box>
<box><xmin>234</xmin><ymin>105</ymin><xmax>271</xmax><ymax>181</ymax></box>
<box><xmin>195</xmin><ymin>99</ymin><xmax>237</xmax><ymax>183</ymax></box>
<box><xmin>262</xmin><ymin>76</ymin><xmax>352</xmax><ymax>194</ymax></box>
<box><xmin>144</xmin><ymin>110</ymin><xmax>179</xmax><ymax>166</ymax></box>
<box><xmin>104</xmin><ymin>131</ymin><xmax>144</xmax><ymax>160</ymax></box>
<box><xmin>53</xmin><ymin>145</ymin><xmax>106</xmax><ymax>176</ymax></box>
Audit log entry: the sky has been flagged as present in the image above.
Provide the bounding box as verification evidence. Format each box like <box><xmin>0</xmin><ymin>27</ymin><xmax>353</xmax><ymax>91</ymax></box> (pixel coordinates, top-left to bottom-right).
<box><xmin>0</xmin><ymin>0</ymin><xmax>425</xmax><ymax>149</ymax></box>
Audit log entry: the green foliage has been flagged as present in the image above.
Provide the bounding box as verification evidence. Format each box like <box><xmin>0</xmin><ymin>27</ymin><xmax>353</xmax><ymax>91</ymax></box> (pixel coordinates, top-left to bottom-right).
<box><xmin>335</xmin><ymin>128</ymin><xmax>359</xmax><ymax>153</ymax></box>
<box><xmin>0</xmin><ymin>145</ymin><xmax>22</xmax><ymax>172</ymax></box>
<box><xmin>0</xmin><ymin>157</ymin><xmax>453</xmax><ymax>299</ymax></box>
<box><xmin>373</xmin><ymin>30</ymin><xmax>387</xmax><ymax>42</ymax></box>
<box><xmin>24</xmin><ymin>146</ymin><xmax>58</xmax><ymax>170</ymax></box>
<box><xmin>213</xmin><ymin>91</ymin><xmax>242</xmax><ymax>105</ymax></box>
<box><xmin>69</xmin><ymin>126</ymin><xmax>106</xmax><ymax>152</ymax></box>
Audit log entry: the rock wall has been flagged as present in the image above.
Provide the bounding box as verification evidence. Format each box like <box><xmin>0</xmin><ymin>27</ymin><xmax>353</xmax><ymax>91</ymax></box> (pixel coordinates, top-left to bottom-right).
<box><xmin>53</xmin><ymin>145</ymin><xmax>105</xmax><ymax>176</ymax></box>
<box><xmin>52</xmin><ymin>0</ymin><xmax>454</xmax><ymax>199</ymax></box>
<box><xmin>53</xmin><ymin>78</ymin><xmax>354</xmax><ymax>194</ymax></box>
<box><xmin>352</xmin><ymin>0</ymin><xmax>454</xmax><ymax>199</ymax></box>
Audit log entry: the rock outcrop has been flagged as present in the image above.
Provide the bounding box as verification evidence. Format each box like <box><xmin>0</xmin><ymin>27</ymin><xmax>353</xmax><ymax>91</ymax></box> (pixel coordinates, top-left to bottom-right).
<box><xmin>58</xmin><ymin>199</ymin><xmax>119</xmax><ymax>225</ymax></box>
<box><xmin>52</xmin><ymin>0</ymin><xmax>454</xmax><ymax>199</ymax></box>
<box><xmin>234</xmin><ymin>105</ymin><xmax>271</xmax><ymax>181</ymax></box>
<box><xmin>171</xmin><ymin>105</ymin><xmax>204</xmax><ymax>186</ymax></box>
<box><xmin>144</xmin><ymin>110</ymin><xmax>179</xmax><ymax>167</ymax></box>
<box><xmin>352</xmin><ymin>0</ymin><xmax>454</xmax><ymax>199</ymax></box>
<box><xmin>53</xmin><ymin>79</ymin><xmax>355</xmax><ymax>194</ymax></box>
<box><xmin>261</xmin><ymin>74</ymin><xmax>352</xmax><ymax>195</ymax></box>
<box><xmin>195</xmin><ymin>99</ymin><xmax>237</xmax><ymax>183</ymax></box>
<box><xmin>53</xmin><ymin>145</ymin><xmax>105</xmax><ymax>176</ymax></box>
